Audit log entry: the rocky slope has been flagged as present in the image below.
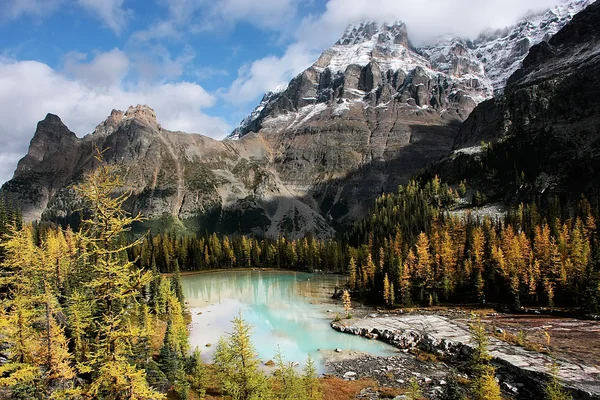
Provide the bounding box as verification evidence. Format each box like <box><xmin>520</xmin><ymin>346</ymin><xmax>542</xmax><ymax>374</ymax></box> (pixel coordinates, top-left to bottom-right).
<box><xmin>226</xmin><ymin>1</ymin><xmax>592</xmax><ymax>228</ymax></box>
<box><xmin>1</xmin><ymin>1</ymin><xmax>595</xmax><ymax>236</ymax></box>
<box><xmin>444</xmin><ymin>0</ymin><xmax>600</xmax><ymax>198</ymax></box>
<box><xmin>3</xmin><ymin>105</ymin><xmax>333</xmax><ymax>237</ymax></box>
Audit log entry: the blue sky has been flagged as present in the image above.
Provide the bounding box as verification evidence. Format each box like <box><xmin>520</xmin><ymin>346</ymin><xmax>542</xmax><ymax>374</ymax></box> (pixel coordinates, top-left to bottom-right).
<box><xmin>0</xmin><ymin>0</ymin><xmax>568</xmax><ymax>183</ymax></box>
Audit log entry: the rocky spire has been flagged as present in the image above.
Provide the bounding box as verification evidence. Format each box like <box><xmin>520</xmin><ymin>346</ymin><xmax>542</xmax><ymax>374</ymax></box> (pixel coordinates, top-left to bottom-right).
<box><xmin>336</xmin><ymin>21</ymin><xmax>410</xmax><ymax>48</ymax></box>
<box><xmin>93</xmin><ymin>105</ymin><xmax>160</xmax><ymax>137</ymax></box>
<box><xmin>123</xmin><ymin>104</ymin><xmax>160</xmax><ymax>130</ymax></box>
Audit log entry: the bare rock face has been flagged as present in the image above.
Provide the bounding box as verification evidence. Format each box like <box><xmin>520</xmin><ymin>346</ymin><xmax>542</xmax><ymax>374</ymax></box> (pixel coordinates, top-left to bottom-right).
<box><xmin>332</xmin><ymin>315</ymin><xmax>600</xmax><ymax>399</ymax></box>
<box><xmin>7</xmin><ymin>114</ymin><xmax>80</xmax><ymax>221</ymax></box>
<box><xmin>227</xmin><ymin>3</ymin><xmax>589</xmax><ymax>228</ymax></box>
<box><xmin>451</xmin><ymin>0</ymin><xmax>600</xmax><ymax>194</ymax></box>
<box><xmin>2</xmin><ymin>106</ymin><xmax>333</xmax><ymax>238</ymax></box>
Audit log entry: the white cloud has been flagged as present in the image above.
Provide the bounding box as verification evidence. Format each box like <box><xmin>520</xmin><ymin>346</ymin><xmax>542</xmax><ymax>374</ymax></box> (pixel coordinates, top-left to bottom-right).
<box><xmin>299</xmin><ymin>0</ymin><xmax>568</xmax><ymax>47</ymax></box>
<box><xmin>193</xmin><ymin>0</ymin><xmax>303</xmax><ymax>32</ymax></box>
<box><xmin>76</xmin><ymin>0</ymin><xmax>129</xmax><ymax>35</ymax></box>
<box><xmin>0</xmin><ymin>0</ymin><xmax>63</xmax><ymax>21</ymax></box>
<box><xmin>131</xmin><ymin>45</ymin><xmax>196</xmax><ymax>83</ymax></box>
<box><xmin>134</xmin><ymin>0</ymin><xmax>303</xmax><ymax>43</ymax></box>
<box><xmin>223</xmin><ymin>43</ymin><xmax>317</xmax><ymax>106</ymax></box>
<box><xmin>194</xmin><ymin>66</ymin><xmax>229</xmax><ymax>80</ymax></box>
<box><xmin>64</xmin><ymin>49</ymin><xmax>130</xmax><ymax>88</ymax></box>
<box><xmin>1</xmin><ymin>0</ymin><xmax>129</xmax><ymax>35</ymax></box>
<box><xmin>0</xmin><ymin>57</ymin><xmax>230</xmax><ymax>184</ymax></box>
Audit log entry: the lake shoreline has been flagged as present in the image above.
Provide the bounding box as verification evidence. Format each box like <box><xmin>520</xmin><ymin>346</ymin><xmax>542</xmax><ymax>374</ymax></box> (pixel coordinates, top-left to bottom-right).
<box><xmin>165</xmin><ymin>267</ymin><xmax>342</xmax><ymax>278</ymax></box>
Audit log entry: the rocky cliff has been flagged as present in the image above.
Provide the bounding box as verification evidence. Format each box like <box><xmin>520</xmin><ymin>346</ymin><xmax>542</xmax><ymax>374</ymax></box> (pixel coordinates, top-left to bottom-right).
<box><xmin>447</xmin><ymin>0</ymin><xmax>600</xmax><ymax>198</ymax></box>
<box><xmin>1</xmin><ymin>0</ymin><xmax>595</xmax><ymax>237</ymax></box>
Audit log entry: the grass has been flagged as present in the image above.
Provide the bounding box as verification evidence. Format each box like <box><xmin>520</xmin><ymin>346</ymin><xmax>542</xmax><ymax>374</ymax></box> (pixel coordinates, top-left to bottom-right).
<box><xmin>196</xmin><ymin>371</ymin><xmax>407</xmax><ymax>400</ymax></box>
<box><xmin>321</xmin><ymin>376</ymin><xmax>404</xmax><ymax>400</ymax></box>
<box><xmin>493</xmin><ymin>328</ymin><xmax>547</xmax><ymax>354</ymax></box>
<box><xmin>410</xmin><ymin>348</ymin><xmax>440</xmax><ymax>363</ymax></box>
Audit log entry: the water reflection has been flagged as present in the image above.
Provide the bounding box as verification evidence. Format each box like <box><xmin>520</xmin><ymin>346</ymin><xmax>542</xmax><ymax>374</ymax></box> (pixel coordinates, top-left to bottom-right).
<box><xmin>183</xmin><ymin>270</ymin><xmax>397</xmax><ymax>372</ymax></box>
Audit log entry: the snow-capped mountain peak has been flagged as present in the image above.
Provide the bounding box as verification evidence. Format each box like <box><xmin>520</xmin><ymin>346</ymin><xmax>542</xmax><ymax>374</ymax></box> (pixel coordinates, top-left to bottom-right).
<box><xmin>231</xmin><ymin>0</ymin><xmax>595</xmax><ymax>139</ymax></box>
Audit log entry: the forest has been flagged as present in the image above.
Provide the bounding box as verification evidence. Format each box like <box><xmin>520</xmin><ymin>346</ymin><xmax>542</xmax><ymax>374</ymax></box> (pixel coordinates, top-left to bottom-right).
<box><xmin>0</xmin><ymin>154</ymin><xmax>326</xmax><ymax>399</ymax></box>
<box><xmin>131</xmin><ymin>178</ymin><xmax>600</xmax><ymax>313</ymax></box>
<box><xmin>0</xmin><ymin>153</ymin><xmax>595</xmax><ymax>399</ymax></box>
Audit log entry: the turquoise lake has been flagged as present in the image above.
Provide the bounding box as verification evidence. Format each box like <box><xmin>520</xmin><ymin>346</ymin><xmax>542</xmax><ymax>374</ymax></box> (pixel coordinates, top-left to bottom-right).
<box><xmin>182</xmin><ymin>270</ymin><xmax>398</xmax><ymax>372</ymax></box>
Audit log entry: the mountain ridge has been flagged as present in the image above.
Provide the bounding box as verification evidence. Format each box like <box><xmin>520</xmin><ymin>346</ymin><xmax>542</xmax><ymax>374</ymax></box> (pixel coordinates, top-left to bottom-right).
<box><xmin>2</xmin><ymin>0</ymin><xmax>597</xmax><ymax>238</ymax></box>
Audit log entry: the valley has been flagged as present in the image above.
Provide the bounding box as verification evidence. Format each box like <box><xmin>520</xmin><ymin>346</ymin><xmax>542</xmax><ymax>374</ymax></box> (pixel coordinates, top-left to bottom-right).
<box><xmin>1</xmin><ymin>0</ymin><xmax>600</xmax><ymax>399</ymax></box>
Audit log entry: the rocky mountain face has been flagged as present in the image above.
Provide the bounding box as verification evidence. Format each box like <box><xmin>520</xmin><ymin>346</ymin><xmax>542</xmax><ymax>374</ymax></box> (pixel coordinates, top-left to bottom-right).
<box><xmin>3</xmin><ymin>105</ymin><xmax>334</xmax><ymax>237</ymax></box>
<box><xmin>440</xmin><ymin>0</ymin><xmax>600</xmax><ymax>198</ymax></box>
<box><xmin>2</xmin><ymin>0</ymin><xmax>595</xmax><ymax>237</ymax></box>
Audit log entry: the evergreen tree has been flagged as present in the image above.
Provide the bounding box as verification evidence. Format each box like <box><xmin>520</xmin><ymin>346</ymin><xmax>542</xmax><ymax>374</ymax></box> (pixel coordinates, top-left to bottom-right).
<box><xmin>187</xmin><ymin>349</ymin><xmax>207</xmax><ymax>398</ymax></box>
<box><xmin>406</xmin><ymin>376</ymin><xmax>422</xmax><ymax>400</ymax></box>
<box><xmin>469</xmin><ymin>318</ymin><xmax>501</xmax><ymax>400</ymax></box>
<box><xmin>342</xmin><ymin>290</ymin><xmax>352</xmax><ymax>318</ymax></box>
<box><xmin>545</xmin><ymin>361</ymin><xmax>573</xmax><ymax>400</ymax></box>
<box><xmin>440</xmin><ymin>372</ymin><xmax>466</xmax><ymax>400</ymax></box>
<box><xmin>213</xmin><ymin>313</ymin><xmax>271</xmax><ymax>400</ymax></box>
<box><xmin>171</xmin><ymin>259</ymin><xmax>185</xmax><ymax>306</ymax></box>
<box><xmin>302</xmin><ymin>355</ymin><xmax>322</xmax><ymax>400</ymax></box>
<box><xmin>272</xmin><ymin>347</ymin><xmax>303</xmax><ymax>400</ymax></box>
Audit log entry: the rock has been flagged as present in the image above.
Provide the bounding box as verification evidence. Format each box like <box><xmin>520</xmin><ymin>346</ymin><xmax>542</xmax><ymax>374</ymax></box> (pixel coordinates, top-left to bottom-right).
<box><xmin>343</xmin><ymin>371</ymin><xmax>357</xmax><ymax>380</ymax></box>
<box><xmin>502</xmin><ymin>381</ymin><xmax>519</xmax><ymax>394</ymax></box>
<box><xmin>331</xmin><ymin>314</ymin><xmax>600</xmax><ymax>398</ymax></box>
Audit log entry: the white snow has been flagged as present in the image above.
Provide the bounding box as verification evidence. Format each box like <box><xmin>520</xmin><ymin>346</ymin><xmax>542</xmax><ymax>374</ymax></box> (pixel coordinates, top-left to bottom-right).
<box><xmin>333</xmin><ymin>101</ymin><xmax>350</xmax><ymax>116</ymax></box>
<box><xmin>453</xmin><ymin>145</ymin><xmax>483</xmax><ymax>156</ymax></box>
<box><xmin>231</xmin><ymin>0</ymin><xmax>594</xmax><ymax>138</ymax></box>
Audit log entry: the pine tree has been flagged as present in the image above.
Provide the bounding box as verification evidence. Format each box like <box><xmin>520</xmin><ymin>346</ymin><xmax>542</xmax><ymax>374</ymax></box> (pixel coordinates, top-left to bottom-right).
<box><xmin>545</xmin><ymin>361</ymin><xmax>573</xmax><ymax>400</ymax></box>
<box><xmin>406</xmin><ymin>376</ymin><xmax>422</xmax><ymax>400</ymax></box>
<box><xmin>469</xmin><ymin>318</ymin><xmax>501</xmax><ymax>400</ymax></box>
<box><xmin>67</xmin><ymin>290</ymin><xmax>93</xmax><ymax>365</ymax></box>
<box><xmin>213</xmin><ymin>313</ymin><xmax>271</xmax><ymax>400</ymax></box>
<box><xmin>187</xmin><ymin>349</ymin><xmax>207</xmax><ymax>398</ymax></box>
<box><xmin>303</xmin><ymin>355</ymin><xmax>322</xmax><ymax>400</ymax></box>
<box><xmin>348</xmin><ymin>257</ymin><xmax>357</xmax><ymax>290</ymax></box>
<box><xmin>172</xmin><ymin>259</ymin><xmax>185</xmax><ymax>305</ymax></box>
<box><xmin>37</xmin><ymin>285</ymin><xmax>76</xmax><ymax>397</ymax></box>
<box><xmin>440</xmin><ymin>372</ymin><xmax>466</xmax><ymax>400</ymax></box>
<box><xmin>383</xmin><ymin>273</ymin><xmax>391</xmax><ymax>306</ymax></box>
<box><xmin>74</xmin><ymin>149</ymin><xmax>161</xmax><ymax>398</ymax></box>
<box><xmin>272</xmin><ymin>346</ymin><xmax>303</xmax><ymax>400</ymax></box>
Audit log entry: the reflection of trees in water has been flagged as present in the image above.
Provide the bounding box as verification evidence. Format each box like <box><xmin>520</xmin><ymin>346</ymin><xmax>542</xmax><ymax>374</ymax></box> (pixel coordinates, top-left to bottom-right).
<box><xmin>183</xmin><ymin>271</ymin><xmax>344</xmax><ymax>306</ymax></box>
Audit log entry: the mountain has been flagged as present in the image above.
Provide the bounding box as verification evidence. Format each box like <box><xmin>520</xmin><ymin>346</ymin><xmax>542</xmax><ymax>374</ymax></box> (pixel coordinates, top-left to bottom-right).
<box><xmin>432</xmin><ymin>0</ymin><xmax>600</xmax><ymax>200</ymax></box>
<box><xmin>3</xmin><ymin>105</ymin><xmax>334</xmax><ymax>237</ymax></box>
<box><xmin>1</xmin><ymin>0</ymin><xmax>595</xmax><ymax>237</ymax></box>
<box><xmin>232</xmin><ymin>0</ymin><xmax>592</xmax><ymax>140</ymax></box>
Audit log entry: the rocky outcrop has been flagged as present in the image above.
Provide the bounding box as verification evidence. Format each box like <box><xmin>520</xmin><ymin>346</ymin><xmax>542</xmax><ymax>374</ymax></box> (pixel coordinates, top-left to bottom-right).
<box><xmin>332</xmin><ymin>315</ymin><xmax>600</xmax><ymax>399</ymax></box>
<box><xmin>450</xmin><ymin>0</ymin><xmax>600</xmax><ymax>196</ymax></box>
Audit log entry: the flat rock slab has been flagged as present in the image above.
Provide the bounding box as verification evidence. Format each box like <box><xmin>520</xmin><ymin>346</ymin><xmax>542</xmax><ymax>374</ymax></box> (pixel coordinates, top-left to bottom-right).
<box><xmin>333</xmin><ymin>315</ymin><xmax>600</xmax><ymax>399</ymax></box>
